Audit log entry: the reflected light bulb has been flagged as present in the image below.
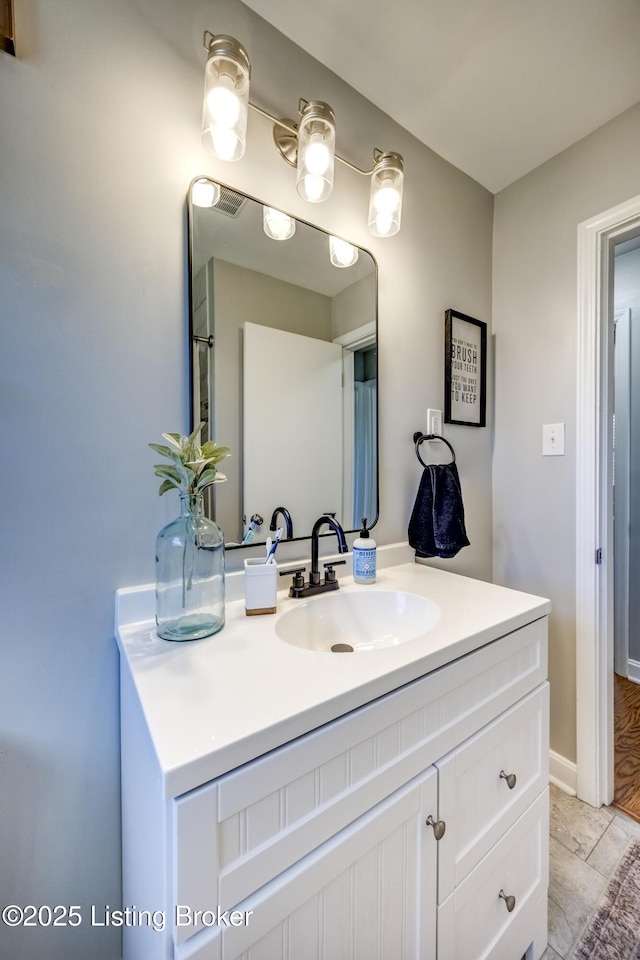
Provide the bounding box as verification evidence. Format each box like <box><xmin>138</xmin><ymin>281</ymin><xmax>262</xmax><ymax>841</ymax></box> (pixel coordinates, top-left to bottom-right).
<box><xmin>263</xmin><ymin>207</ymin><xmax>296</xmax><ymax>241</ymax></box>
<box><xmin>330</xmin><ymin>236</ymin><xmax>359</xmax><ymax>268</ymax></box>
<box><xmin>191</xmin><ymin>179</ymin><xmax>220</xmax><ymax>208</ymax></box>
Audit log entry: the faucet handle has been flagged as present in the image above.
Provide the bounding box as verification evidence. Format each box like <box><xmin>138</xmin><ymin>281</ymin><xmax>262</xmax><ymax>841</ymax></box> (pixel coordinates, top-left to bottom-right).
<box><xmin>323</xmin><ymin>559</ymin><xmax>346</xmax><ymax>583</ymax></box>
<box><xmin>279</xmin><ymin>566</ymin><xmax>305</xmax><ymax>579</ymax></box>
<box><xmin>280</xmin><ymin>566</ymin><xmax>306</xmax><ymax>597</ymax></box>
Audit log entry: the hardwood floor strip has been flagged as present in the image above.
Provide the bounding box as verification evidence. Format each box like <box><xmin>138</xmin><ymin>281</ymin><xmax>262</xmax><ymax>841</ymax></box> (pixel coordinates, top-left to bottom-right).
<box><xmin>613</xmin><ymin>674</ymin><xmax>640</xmax><ymax>822</ymax></box>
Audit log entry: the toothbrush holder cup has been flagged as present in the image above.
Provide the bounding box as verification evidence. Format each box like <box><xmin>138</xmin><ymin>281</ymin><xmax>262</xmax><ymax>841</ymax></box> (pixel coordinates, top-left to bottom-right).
<box><xmin>244</xmin><ymin>558</ymin><xmax>278</xmax><ymax>616</ymax></box>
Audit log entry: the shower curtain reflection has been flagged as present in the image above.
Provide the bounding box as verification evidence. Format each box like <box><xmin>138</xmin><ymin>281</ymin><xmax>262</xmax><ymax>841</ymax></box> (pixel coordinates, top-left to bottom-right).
<box><xmin>353</xmin><ymin>379</ymin><xmax>377</xmax><ymax>527</ymax></box>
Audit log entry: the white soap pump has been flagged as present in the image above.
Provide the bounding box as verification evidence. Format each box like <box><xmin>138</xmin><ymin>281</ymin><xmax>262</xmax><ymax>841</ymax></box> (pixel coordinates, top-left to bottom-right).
<box><xmin>353</xmin><ymin>518</ymin><xmax>377</xmax><ymax>584</ymax></box>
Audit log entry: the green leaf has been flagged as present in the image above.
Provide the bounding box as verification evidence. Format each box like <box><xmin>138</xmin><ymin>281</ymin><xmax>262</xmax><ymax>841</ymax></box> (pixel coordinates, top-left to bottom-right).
<box><xmin>184</xmin><ymin>457</ymin><xmax>210</xmax><ymax>472</ymax></box>
<box><xmin>161</xmin><ymin>432</ymin><xmax>184</xmax><ymax>450</ymax></box>
<box><xmin>158</xmin><ymin>479</ymin><xmax>177</xmax><ymax>496</ymax></box>
<box><xmin>149</xmin><ymin>443</ymin><xmax>175</xmax><ymax>459</ymax></box>
<box><xmin>153</xmin><ymin>465</ymin><xmax>181</xmax><ymax>482</ymax></box>
<box><xmin>174</xmin><ymin>463</ymin><xmax>196</xmax><ymax>489</ymax></box>
<box><xmin>201</xmin><ymin>444</ymin><xmax>231</xmax><ymax>463</ymax></box>
<box><xmin>196</xmin><ymin>468</ymin><xmax>218</xmax><ymax>489</ymax></box>
<box><xmin>187</xmin><ymin>422</ymin><xmax>205</xmax><ymax>447</ymax></box>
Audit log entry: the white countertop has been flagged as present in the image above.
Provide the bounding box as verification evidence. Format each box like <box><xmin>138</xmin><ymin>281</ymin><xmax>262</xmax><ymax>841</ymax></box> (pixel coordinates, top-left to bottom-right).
<box><xmin>116</xmin><ymin>544</ymin><xmax>550</xmax><ymax>798</ymax></box>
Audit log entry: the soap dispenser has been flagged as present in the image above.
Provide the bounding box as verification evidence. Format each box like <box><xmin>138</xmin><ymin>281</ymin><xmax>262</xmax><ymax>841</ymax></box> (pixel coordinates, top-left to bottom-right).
<box><xmin>353</xmin><ymin>519</ymin><xmax>376</xmax><ymax>583</ymax></box>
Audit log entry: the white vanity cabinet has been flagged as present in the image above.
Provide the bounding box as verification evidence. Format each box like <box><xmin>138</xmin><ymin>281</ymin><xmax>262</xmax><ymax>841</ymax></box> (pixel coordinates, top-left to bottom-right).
<box><xmin>120</xmin><ymin>606</ymin><xmax>549</xmax><ymax>960</ymax></box>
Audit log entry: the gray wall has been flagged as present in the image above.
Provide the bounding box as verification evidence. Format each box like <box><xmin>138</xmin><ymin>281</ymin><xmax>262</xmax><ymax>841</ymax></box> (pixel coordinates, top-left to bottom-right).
<box><xmin>615</xmin><ymin>247</ymin><xmax>640</xmax><ymax>664</ymax></box>
<box><xmin>331</xmin><ymin>273</ymin><xmax>376</xmax><ymax>340</ymax></box>
<box><xmin>0</xmin><ymin>1</ymin><xmax>493</xmax><ymax>957</ymax></box>
<box><xmin>493</xmin><ymin>102</ymin><xmax>640</xmax><ymax>765</ymax></box>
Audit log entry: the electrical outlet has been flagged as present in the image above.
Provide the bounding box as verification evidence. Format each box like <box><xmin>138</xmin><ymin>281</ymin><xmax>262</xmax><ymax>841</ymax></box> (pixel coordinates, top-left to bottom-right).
<box><xmin>427</xmin><ymin>408</ymin><xmax>443</xmax><ymax>435</ymax></box>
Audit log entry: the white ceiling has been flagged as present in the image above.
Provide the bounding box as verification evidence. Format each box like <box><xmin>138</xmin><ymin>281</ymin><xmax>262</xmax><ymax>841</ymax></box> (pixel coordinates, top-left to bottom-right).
<box><xmin>242</xmin><ymin>0</ymin><xmax>640</xmax><ymax>193</ymax></box>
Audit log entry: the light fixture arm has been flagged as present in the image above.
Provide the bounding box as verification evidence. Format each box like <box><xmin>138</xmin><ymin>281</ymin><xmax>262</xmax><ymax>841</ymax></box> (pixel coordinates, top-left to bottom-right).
<box><xmin>262</xmin><ymin>100</ymin><xmax>376</xmax><ymax>176</ymax></box>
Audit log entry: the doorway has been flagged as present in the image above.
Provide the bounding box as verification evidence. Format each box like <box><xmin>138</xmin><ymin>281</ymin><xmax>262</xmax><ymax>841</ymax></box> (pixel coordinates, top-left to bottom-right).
<box><xmin>575</xmin><ymin>193</ymin><xmax>640</xmax><ymax>809</ymax></box>
<box><xmin>612</xmin><ymin>234</ymin><xmax>640</xmax><ymax>820</ymax></box>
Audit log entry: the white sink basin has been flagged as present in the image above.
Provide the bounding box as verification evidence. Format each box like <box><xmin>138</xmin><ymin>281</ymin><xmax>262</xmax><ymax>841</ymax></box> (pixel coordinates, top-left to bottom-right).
<box><xmin>276</xmin><ymin>589</ymin><xmax>440</xmax><ymax>652</ymax></box>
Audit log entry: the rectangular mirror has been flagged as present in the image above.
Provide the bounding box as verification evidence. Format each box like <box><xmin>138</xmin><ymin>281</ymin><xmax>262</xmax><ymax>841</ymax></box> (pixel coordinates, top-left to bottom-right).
<box><xmin>188</xmin><ymin>178</ymin><xmax>378</xmax><ymax>549</ymax></box>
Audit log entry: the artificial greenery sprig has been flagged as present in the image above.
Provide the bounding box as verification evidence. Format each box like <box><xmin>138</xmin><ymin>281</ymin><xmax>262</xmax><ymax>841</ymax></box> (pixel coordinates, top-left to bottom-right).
<box><xmin>149</xmin><ymin>422</ymin><xmax>231</xmax><ymax>498</ymax></box>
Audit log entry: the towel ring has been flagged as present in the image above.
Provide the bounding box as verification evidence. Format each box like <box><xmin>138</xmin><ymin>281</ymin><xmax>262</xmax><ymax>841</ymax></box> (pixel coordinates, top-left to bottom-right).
<box><xmin>413</xmin><ymin>432</ymin><xmax>456</xmax><ymax>468</ymax></box>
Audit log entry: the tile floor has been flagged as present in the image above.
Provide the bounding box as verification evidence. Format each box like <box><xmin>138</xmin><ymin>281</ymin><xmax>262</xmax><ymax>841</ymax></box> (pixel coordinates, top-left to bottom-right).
<box><xmin>542</xmin><ymin>784</ymin><xmax>640</xmax><ymax>959</ymax></box>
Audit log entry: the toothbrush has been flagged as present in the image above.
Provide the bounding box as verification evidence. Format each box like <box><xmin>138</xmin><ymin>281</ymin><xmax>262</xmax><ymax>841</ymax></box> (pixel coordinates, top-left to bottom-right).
<box><xmin>264</xmin><ymin>527</ymin><xmax>283</xmax><ymax>564</ymax></box>
<box><xmin>241</xmin><ymin>514</ymin><xmax>263</xmax><ymax>545</ymax></box>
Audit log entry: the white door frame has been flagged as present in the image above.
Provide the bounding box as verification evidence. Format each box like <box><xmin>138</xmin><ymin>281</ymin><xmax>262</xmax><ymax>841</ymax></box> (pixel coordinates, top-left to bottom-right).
<box><xmin>576</xmin><ymin>193</ymin><xmax>640</xmax><ymax>807</ymax></box>
<box><xmin>334</xmin><ymin>322</ymin><xmax>376</xmax><ymax>529</ymax></box>
<box><xmin>613</xmin><ymin>307</ymin><xmax>631</xmax><ymax>679</ymax></box>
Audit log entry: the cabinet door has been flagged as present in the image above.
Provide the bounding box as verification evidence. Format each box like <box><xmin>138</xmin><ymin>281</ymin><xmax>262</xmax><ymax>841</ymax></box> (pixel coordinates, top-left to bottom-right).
<box><xmin>437</xmin><ymin>789</ymin><xmax>549</xmax><ymax>960</ymax></box>
<box><xmin>177</xmin><ymin>768</ymin><xmax>438</xmax><ymax>960</ymax></box>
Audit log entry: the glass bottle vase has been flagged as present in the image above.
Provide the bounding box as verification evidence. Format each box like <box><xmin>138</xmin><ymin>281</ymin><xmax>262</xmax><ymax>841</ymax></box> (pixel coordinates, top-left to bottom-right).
<box><xmin>155</xmin><ymin>493</ymin><xmax>225</xmax><ymax>641</ymax></box>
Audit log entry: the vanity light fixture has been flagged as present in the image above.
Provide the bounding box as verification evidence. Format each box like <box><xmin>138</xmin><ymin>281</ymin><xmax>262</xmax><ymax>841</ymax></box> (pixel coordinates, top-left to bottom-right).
<box><xmin>191</xmin><ymin>177</ymin><xmax>221</xmax><ymax>208</ymax></box>
<box><xmin>201</xmin><ymin>34</ymin><xmax>251</xmax><ymax>161</ymax></box>
<box><xmin>329</xmin><ymin>236</ymin><xmax>359</xmax><ymax>268</ymax></box>
<box><xmin>368</xmin><ymin>151</ymin><xmax>404</xmax><ymax>237</ymax></box>
<box><xmin>263</xmin><ymin>206</ymin><xmax>296</xmax><ymax>241</ymax></box>
<box><xmin>201</xmin><ymin>31</ymin><xmax>404</xmax><ymax>236</ymax></box>
<box><xmin>295</xmin><ymin>101</ymin><xmax>335</xmax><ymax>203</ymax></box>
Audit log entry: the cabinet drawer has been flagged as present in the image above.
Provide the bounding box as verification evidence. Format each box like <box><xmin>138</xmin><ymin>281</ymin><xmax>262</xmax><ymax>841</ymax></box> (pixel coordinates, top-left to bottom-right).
<box><xmin>437</xmin><ymin>683</ymin><xmax>549</xmax><ymax>901</ymax></box>
<box><xmin>437</xmin><ymin>788</ymin><xmax>549</xmax><ymax>960</ymax></box>
<box><xmin>173</xmin><ymin>617</ymin><xmax>547</xmax><ymax>944</ymax></box>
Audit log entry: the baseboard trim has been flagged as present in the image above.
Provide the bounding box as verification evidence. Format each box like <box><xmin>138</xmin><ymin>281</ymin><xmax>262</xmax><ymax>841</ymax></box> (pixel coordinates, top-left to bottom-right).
<box><xmin>549</xmin><ymin>750</ymin><xmax>577</xmax><ymax>796</ymax></box>
<box><xmin>627</xmin><ymin>659</ymin><xmax>640</xmax><ymax>685</ymax></box>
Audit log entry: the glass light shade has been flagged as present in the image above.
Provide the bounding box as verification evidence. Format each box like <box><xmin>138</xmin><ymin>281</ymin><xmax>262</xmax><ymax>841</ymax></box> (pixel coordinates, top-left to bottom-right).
<box><xmin>201</xmin><ymin>35</ymin><xmax>251</xmax><ymax>162</ymax></box>
<box><xmin>191</xmin><ymin>178</ymin><xmax>220</xmax><ymax>208</ymax></box>
<box><xmin>263</xmin><ymin>206</ymin><xmax>296</xmax><ymax>241</ymax></box>
<box><xmin>296</xmin><ymin>101</ymin><xmax>335</xmax><ymax>203</ymax></box>
<box><xmin>368</xmin><ymin>152</ymin><xmax>404</xmax><ymax>237</ymax></box>
<box><xmin>329</xmin><ymin>235</ymin><xmax>359</xmax><ymax>268</ymax></box>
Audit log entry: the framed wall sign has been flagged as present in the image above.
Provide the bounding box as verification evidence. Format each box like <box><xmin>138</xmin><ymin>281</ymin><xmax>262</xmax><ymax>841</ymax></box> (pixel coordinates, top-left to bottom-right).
<box><xmin>1</xmin><ymin>0</ymin><xmax>15</xmax><ymax>56</ymax></box>
<box><xmin>444</xmin><ymin>308</ymin><xmax>487</xmax><ymax>427</ymax></box>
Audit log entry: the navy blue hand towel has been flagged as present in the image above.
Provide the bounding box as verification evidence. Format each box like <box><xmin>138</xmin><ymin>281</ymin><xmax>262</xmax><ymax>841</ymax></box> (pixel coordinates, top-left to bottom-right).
<box><xmin>408</xmin><ymin>463</ymin><xmax>470</xmax><ymax>559</ymax></box>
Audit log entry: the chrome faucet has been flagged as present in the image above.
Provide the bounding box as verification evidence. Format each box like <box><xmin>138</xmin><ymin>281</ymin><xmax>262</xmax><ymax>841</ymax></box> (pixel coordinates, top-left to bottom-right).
<box><xmin>270</xmin><ymin>506</ymin><xmax>293</xmax><ymax>540</ymax></box>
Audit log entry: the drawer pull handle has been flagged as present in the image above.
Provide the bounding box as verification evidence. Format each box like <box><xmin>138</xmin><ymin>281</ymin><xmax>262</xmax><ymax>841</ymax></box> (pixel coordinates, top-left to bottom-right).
<box><xmin>499</xmin><ymin>889</ymin><xmax>516</xmax><ymax>913</ymax></box>
<box><xmin>426</xmin><ymin>815</ymin><xmax>446</xmax><ymax>840</ymax></box>
<box><xmin>500</xmin><ymin>770</ymin><xmax>517</xmax><ymax>790</ymax></box>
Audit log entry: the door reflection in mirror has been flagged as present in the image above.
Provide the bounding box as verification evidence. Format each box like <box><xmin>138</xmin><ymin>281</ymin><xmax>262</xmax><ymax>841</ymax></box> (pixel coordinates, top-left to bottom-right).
<box><xmin>188</xmin><ymin>178</ymin><xmax>378</xmax><ymax>548</ymax></box>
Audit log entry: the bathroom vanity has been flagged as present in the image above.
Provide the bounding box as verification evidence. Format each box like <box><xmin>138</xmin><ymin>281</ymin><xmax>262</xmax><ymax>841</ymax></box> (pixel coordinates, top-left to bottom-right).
<box><xmin>117</xmin><ymin>545</ymin><xmax>550</xmax><ymax>960</ymax></box>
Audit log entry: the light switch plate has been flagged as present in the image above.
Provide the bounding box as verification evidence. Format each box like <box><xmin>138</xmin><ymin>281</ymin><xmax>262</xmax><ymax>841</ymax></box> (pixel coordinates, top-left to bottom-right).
<box><xmin>427</xmin><ymin>408</ymin><xmax>443</xmax><ymax>435</ymax></box>
<box><xmin>543</xmin><ymin>422</ymin><xmax>565</xmax><ymax>456</ymax></box>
